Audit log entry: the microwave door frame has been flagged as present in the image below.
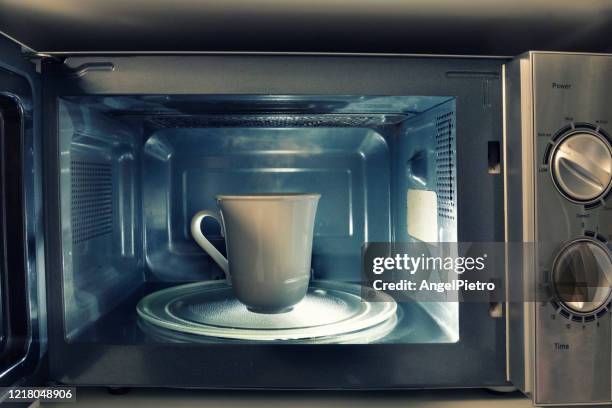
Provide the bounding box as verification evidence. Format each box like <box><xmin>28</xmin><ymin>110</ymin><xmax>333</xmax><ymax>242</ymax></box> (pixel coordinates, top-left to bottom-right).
<box><xmin>41</xmin><ymin>54</ymin><xmax>509</xmax><ymax>389</ymax></box>
<box><xmin>0</xmin><ymin>34</ymin><xmax>47</xmax><ymax>388</ymax></box>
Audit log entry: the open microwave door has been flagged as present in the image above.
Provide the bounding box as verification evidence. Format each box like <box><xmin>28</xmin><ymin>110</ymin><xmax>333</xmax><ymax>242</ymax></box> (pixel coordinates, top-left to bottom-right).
<box><xmin>0</xmin><ymin>34</ymin><xmax>46</xmax><ymax>389</ymax></box>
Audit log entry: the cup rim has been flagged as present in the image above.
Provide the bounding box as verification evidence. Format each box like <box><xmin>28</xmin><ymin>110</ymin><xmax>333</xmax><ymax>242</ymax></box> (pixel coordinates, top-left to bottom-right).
<box><xmin>216</xmin><ymin>193</ymin><xmax>321</xmax><ymax>201</ymax></box>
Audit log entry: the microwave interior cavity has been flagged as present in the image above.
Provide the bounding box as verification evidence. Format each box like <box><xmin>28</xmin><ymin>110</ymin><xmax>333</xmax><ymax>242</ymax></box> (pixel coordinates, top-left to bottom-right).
<box><xmin>58</xmin><ymin>94</ymin><xmax>459</xmax><ymax>345</ymax></box>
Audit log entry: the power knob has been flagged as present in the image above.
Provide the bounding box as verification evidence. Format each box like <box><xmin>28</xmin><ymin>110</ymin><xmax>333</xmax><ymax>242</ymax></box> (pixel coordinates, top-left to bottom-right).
<box><xmin>551</xmin><ymin>238</ymin><xmax>612</xmax><ymax>316</ymax></box>
<box><xmin>549</xmin><ymin>128</ymin><xmax>612</xmax><ymax>205</ymax></box>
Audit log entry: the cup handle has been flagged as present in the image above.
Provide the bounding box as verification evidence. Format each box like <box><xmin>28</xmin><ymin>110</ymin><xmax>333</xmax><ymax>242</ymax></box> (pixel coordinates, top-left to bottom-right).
<box><xmin>191</xmin><ymin>210</ymin><xmax>230</xmax><ymax>280</ymax></box>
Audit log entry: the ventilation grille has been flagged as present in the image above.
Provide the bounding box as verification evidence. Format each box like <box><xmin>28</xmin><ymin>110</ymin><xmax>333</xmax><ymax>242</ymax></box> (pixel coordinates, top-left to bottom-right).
<box><xmin>435</xmin><ymin>112</ymin><xmax>456</xmax><ymax>220</ymax></box>
<box><xmin>144</xmin><ymin>114</ymin><xmax>407</xmax><ymax>129</ymax></box>
<box><xmin>71</xmin><ymin>160</ymin><xmax>113</xmax><ymax>244</ymax></box>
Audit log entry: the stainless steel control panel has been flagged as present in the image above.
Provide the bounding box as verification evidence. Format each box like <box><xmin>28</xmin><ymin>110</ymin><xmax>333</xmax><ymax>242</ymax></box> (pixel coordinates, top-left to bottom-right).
<box><xmin>505</xmin><ymin>52</ymin><xmax>612</xmax><ymax>406</ymax></box>
<box><xmin>534</xmin><ymin>53</ymin><xmax>612</xmax><ymax>405</ymax></box>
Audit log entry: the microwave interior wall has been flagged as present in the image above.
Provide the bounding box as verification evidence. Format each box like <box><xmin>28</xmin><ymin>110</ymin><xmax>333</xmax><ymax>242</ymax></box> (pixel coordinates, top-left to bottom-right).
<box><xmin>57</xmin><ymin>94</ymin><xmax>460</xmax><ymax>344</ymax></box>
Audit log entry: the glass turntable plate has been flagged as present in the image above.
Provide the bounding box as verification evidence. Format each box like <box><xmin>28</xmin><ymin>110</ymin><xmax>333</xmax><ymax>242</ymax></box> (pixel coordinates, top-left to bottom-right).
<box><xmin>137</xmin><ymin>280</ymin><xmax>397</xmax><ymax>342</ymax></box>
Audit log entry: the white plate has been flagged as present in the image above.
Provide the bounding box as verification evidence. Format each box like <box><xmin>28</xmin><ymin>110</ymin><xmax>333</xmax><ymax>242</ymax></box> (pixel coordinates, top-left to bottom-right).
<box><xmin>137</xmin><ymin>280</ymin><xmax>397</xmax><ymax>341</ymax></box>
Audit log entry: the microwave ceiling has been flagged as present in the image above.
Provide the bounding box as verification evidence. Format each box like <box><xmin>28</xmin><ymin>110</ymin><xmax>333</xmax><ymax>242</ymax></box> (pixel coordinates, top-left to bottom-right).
<box><xmin>0</xmin><ymin>0</ymin><xmax>610</xmax><ymax>55</ymax></box>
<box><xmin>60</xmin><ymin>95</ymin><xmax>455</xmax><ymax>128</ymax></box>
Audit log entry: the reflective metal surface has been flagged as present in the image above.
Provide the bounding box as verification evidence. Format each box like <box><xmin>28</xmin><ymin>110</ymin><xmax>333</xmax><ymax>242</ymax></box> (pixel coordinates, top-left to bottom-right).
<box><xmin>58</xmin><ymin>94</ymin><xmax>458</xmax><ymax>337</ymax></box>
<box><xmin>550</xmin><ymin>130</ymin><xmax>612</xmax><ymax>204</ymax></box>
<box><xmin>551</xmin><ymin>239</ymin><xmax>612</xmax><ymax>314</ymax></box>
<box><xmin>58</xmin><ymin>98</ymin><xmax>143</xmax><ymax>340</ymax></box>
<box><xmin>505</xmin><ymin>52</ymin><xmax>612</xmax><ymax>406</ymax></box>
<box><xmin>503</xmin><ymin>54</ymin><xmax>536</xmax><ymax>396</ymax></box>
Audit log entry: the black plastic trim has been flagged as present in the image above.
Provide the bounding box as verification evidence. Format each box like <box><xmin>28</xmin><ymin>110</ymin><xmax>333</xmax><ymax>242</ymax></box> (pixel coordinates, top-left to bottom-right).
<box><xmin>0</xmin><ymin>94</ymin><xmax>30</xmax><ymax>382</ymax></box>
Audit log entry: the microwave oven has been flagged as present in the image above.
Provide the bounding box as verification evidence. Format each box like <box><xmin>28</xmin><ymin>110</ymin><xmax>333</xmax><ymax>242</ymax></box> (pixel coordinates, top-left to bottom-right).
<box><xmin>0</xmin><ymin>32</ymin><xmax>611</xmax><ymax>405</ymax></box>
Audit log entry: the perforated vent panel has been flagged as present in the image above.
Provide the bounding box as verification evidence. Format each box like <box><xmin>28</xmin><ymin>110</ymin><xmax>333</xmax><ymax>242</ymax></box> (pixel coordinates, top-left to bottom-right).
<box><xmin>71</xmin><ymin>160</ymin><xmax>113</xmax><ymax>244</ymax></box>
<box><xmin>144</xmin><ymin>114</ymin><xmax>406</xmax><ymax>129</ymax></box>
<box><xmin>435</xmin><ymin>111</ymin><xmax>456</xmax><ymax>220</ymax></box>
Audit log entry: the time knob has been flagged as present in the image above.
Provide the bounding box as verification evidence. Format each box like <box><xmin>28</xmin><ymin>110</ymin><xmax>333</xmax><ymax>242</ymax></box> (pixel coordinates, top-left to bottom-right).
<box><xmin>549</xmin><ymin>127</ymin><xmax>612</xmax><ymax>205</ymax></box>
<box><xmin>551</xmin><ymin>238</ymin><xmax>612</xmax><ymax>316</ymax></box>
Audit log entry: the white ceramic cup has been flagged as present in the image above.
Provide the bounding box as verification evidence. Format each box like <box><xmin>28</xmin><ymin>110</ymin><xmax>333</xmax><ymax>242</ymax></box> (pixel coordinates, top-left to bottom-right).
<box><xmin>191</xmin><ymin>193</ymin><xmax>320</xmax><ymax>314</ymax></box>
